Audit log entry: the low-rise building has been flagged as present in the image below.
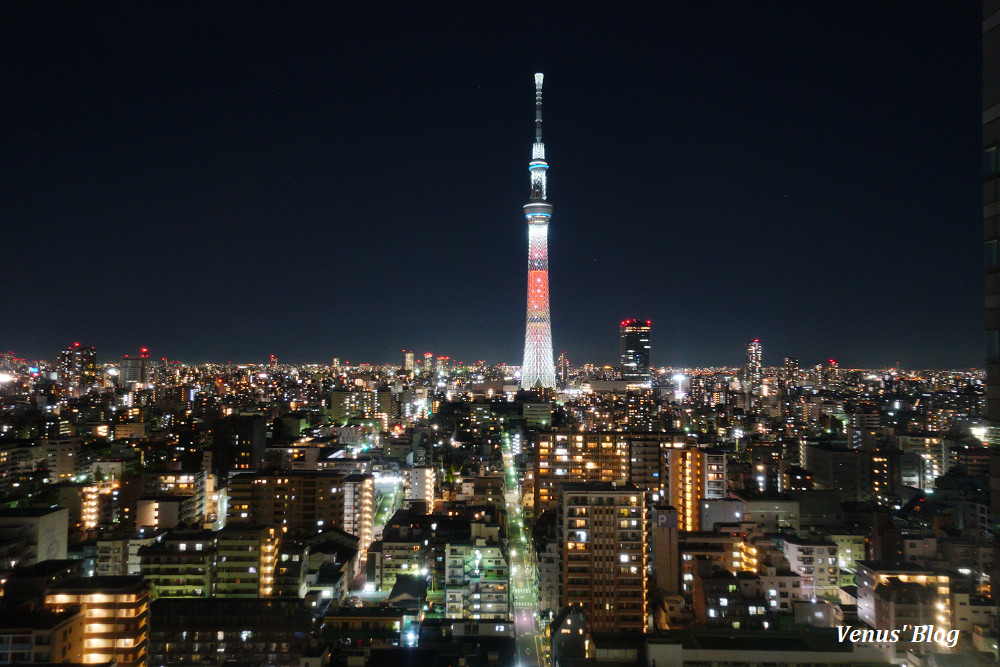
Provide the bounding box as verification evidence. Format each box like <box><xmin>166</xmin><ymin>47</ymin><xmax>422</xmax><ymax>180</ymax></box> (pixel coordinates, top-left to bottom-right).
<box><xmin>444</xmin><ymin>538</ymin><xmax>509</xmax><ymax>620</ymax></box>
<box><xmin>855</xmin><ymin>561</ymin><xmax>951</xmax><ymax>636</ymax></box>
<box><xmin>0</xmin><ymin>606</ymin><xmax>85</xmax><ymax>664</ymax></box>
<box><xmin>45</xmin><ymin>576</ymin><xmax>150</xmax><ymax>667</ymax></box>
<box><xmin>149</xmin><ymin>598</ymin><xmax>314</xmax><ymax>667</ymax></box>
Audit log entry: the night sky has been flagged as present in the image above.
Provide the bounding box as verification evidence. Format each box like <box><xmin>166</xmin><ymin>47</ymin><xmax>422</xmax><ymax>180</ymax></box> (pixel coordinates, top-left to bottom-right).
<box><xmin>1</xmin><ymin>3</ymin><xmax>982</xmax><ymax>369</ymax></box>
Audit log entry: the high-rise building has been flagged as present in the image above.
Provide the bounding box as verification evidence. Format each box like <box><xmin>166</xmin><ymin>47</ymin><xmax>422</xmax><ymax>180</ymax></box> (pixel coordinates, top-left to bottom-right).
<box><xmin>423</xmin><ymin>352</ymin><xmax>433</xmax><ymax>374</ymax></box>
<box><xmin>57</xmin><ymin>342</ymin><xmax>97</xmax><ymax>395</ymax></box>
<box><xmin>620</xmin><ymin>319</ymin><xmax>651</xmax><ymax>385</ymax></box>
<box><xmin>402</xmin><ymin>350</ymin><xmax>414</xmax><ymax>372</ymax></box>
<box><xmin>521</xmin><ymin>73</ymin><xmax>556</xmax><ymax>389</ymax></box>
<box><xmin>209</xmin><ymin>415</ymin><xmax>266</xmax><ymax>480</ymax></box>
<box><xmin>745</xmin><ymin>339</ymin><xmax>763</xmax><ymax>408</ymax></box>
<box><xmin>533</xmin><ymin>431</ymin><xmax>712</xmax><ymax>514</ymax></box>
<box><xmin>664</xmin><ymin>446</ymin><xmax>728</xmax><ymax>532</ymax></box>
<box><xmin>436</xmin><ymin>356</ymin><xmax>450</xmax><ymax>376</ymax></box>
<box><xmin>558</xmin><ymin>482</ymin><xmax>646</xmax><ymax>632</ymax></box>
<box><xmin>343</xmin><ymin>473</ymin><xmax>374</xmax><ymax>557</ymax></box>
<box><xmin>120</xmin><ymin>348</ymin><xmax>151</xmax><ymax>385</ymax></box>
<box><xmin>984</xmin><ymin>0</ymin><xmax>1000</xmax><ymax>596</ymax></box>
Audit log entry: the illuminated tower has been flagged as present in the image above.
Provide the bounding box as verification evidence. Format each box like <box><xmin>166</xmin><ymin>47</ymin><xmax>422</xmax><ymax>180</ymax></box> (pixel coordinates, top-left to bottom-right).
<box><xmin>745</xmin><ymin>339</ymin><xmax>763</xmax><ymax>408</ymax></box>
<box><xmin>620</xmin><ymin>319</ymin><xmax>652</xmax><ymax>385</ymax></box>
<box><xmin>521</xmin><ymin>73</ymin><xmax>556</xmax><ymax>389</ymax></box>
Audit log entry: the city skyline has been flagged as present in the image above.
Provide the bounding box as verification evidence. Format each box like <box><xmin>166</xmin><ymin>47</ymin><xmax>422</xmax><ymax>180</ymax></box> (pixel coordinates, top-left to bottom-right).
<box><xmin>1</xmin><ymin>3</ymin><xmax>981</xmax><ymax>367</ymax></box>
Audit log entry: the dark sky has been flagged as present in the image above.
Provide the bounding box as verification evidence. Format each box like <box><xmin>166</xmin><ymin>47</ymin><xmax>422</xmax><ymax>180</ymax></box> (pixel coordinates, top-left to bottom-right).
<box><xmin>1</xmin><ymin>2</ymin><xmax>982</xmax><ymax>369</ymax></box>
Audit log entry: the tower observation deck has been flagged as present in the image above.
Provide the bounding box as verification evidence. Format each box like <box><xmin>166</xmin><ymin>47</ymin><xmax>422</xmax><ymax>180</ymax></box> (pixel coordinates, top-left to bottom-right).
<box><xmin>521</xmin><ymin>73</ymin><xmax>556</xmax><ymax>389</ymax></box>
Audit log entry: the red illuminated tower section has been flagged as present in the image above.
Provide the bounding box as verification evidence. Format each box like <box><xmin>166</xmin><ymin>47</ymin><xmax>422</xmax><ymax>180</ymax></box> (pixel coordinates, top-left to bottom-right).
<box><xmin>521</xmin><ymin>73</ymin><xmax>556</xmax><ymax>389</ymax></box>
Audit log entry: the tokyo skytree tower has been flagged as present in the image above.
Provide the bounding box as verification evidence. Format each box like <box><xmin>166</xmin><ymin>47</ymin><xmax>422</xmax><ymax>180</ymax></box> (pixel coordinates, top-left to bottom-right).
<box><xmin>521</xmin><ymin>73</ymin><xmax>556</xmax><ymax>389</ymax></box>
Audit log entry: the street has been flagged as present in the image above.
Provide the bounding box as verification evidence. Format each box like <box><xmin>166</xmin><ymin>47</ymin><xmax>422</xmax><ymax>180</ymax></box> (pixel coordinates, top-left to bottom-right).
<box><xmin>503</xmin><ymin>444</ymin><xmax>546</xmax><ymax>667</ymax></box>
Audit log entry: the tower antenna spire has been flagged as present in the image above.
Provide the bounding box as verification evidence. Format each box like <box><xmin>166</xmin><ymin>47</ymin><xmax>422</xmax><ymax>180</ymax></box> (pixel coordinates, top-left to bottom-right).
<box><xmin>535</xmin><ymin>72</ymin><xmax>544</xmax><ymax>144</ymax></box>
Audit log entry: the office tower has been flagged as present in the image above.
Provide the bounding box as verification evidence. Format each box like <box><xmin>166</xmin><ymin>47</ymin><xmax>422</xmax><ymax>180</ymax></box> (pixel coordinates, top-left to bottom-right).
<box><xmin>423</xmin><ymin>352</ymin><xmax>433</xmax><ymax>374</ymax></box>
<box><xmin>783</xmin><ymin>357</ymin><xmax>798</xmax><ymax>380</ymax></box>
<box><xmin>521</xmin><ymin>73</ymin><xmax>556</xmax><ymax>389</ymax></box>
<box><xmin>45</xmin><ymin>576</ymin><xmax>151</xmax><ymax>667</ymax></box>
<box><xmin>402</xmin><ymin>350</ymin><xmax>414</xmax><ymax>372</ymax></box>
<box><xmin>557</xmin><ymin>350</ymin><xmax>568</xmax><ymax>384</ymax></box>
<box><xmin>436</xmin><ymin>356</ymin><xmax>449</xmax><ymax>376</ymax></box>
<box><xmin>620</xmin><ymin>319</ymin><xmax>652</xmax><ymax>385</ymax></box>
<box><xmin>558</xmin><ymin>482</ymin><xmax>646</xmax><ymax>632</ymax></box>
<box><xmin>120</xmin><ymin>348</ymin><xmax>151</xmax><ymax>385</ymax></box>
<box><xmin>985</xmin><ymin>1</ymin><xmax>1000</xmax><ymax>596</ymax></box>
<box><xmin>57</xmin><ymin>342</ymin><xmax>97</xmax><ymax>394</ymax></box>
<box><xmin>745</xmin><ymin>339</ymin><xmax>763</xmax><ymax>408</ymax></box>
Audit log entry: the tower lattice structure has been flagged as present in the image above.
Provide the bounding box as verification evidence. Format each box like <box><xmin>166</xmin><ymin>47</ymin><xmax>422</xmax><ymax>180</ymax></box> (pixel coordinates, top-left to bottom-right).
<box><xmin>521</xmin><ymin>73</ymin><xmax>556</xmax><ymax>389</ymax></box>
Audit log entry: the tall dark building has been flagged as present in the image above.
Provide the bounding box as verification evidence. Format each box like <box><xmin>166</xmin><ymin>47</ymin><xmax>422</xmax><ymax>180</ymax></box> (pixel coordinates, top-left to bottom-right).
<box><xmin>620</xmin><ymin>319</ymin><xmax>651</xmax><ymax>385</ymax></box>
<box><xmin>984</xmin><ymin>0</ymin><xmax>1000</xmax><ymax>599</ymax></box>
<box><xmin>210</xmin><ymin>415</ymin><xmax>266</xmax><ymax>482</ymax></box>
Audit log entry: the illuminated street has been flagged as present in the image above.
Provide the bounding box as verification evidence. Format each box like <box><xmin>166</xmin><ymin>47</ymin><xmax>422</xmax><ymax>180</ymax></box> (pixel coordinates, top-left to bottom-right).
<box><xmin>504</xmin><ymin>440</ymin><xmax>546</xmax><ymax>667</ymax></box>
